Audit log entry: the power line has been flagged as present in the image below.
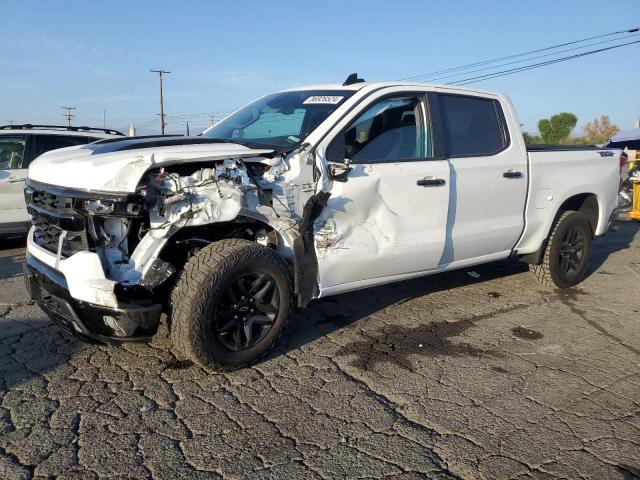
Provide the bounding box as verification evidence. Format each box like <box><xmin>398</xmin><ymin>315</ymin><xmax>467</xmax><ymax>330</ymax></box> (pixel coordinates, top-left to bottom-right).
<box><xmin>61</xmin><ymin>106</ymin><xmax>76</xmax><ymax>127</ymax></box>
<box><xmin>165</xmin><ymin>110</ymin><xmax>231</xmax><ymax>118</ymax></box>
<box><xmin>427</xmin><ymin>33</ymin><xmax>640</xmax><ymax>83</ymax></box>
<box><xmin>402</xmin><ymin>26</ymin><xmax>638</xmax><ymax>81</ymax></box>
<box><xmin>449</xmin><ymin>39</ymin><xmax>640</xmax><ymax>85</ymax></box>
<box><xmin>150</xmin><ymin>68</ymin><xmax>171</xmax><ymax>134</ymax></box>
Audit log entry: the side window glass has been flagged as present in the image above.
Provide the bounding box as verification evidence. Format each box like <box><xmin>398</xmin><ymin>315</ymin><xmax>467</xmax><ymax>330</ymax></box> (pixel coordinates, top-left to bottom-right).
<box><xmin>33</xmin><ymin>135</ymin><xmax>89</xmax><ymax>159</ymax></box>
<box><xmin>0</xmin><ymin>136</ymin><xmax>27</xmax><ymax>170</ymax></box>
<box><xmin>341</xmin><ymin>96</ymin><xmax>426</xmax><ymax>163</ymax></box>
<box><xmin>439</xmin><ymin>94</ymin><xmax>506</xmax><ymax>156</ymax></box>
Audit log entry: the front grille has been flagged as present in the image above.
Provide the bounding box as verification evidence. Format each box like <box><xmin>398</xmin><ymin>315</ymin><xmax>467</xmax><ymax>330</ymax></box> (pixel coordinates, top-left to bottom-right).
<box><xmin>31</xmin><ymin>190</ymin><xmax>73</xmax><ymax>210</ymax></box>
<box><xmin>31</xmin><ymin>215</ymin><xmax>89</xmax><ymax>257</ymax></box>
<box><xmin>27</xmin><ymin>186</ymin><xmax>89</xmax><ymax>258</ymax></box>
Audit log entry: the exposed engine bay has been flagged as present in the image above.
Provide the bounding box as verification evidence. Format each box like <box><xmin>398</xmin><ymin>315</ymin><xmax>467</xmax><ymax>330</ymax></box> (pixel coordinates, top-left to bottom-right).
<box><xmin>79</xmin><ymin>149</ymin><xmax>319</xmax><ymax>300</ymax></box>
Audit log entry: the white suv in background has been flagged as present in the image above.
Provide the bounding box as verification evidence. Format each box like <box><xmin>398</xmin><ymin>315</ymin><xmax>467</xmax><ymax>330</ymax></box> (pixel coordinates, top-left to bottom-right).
<box><xmin>0</xmin><ymin>125</ymin><xmax>124</xmax><ymax>235</ymax></box>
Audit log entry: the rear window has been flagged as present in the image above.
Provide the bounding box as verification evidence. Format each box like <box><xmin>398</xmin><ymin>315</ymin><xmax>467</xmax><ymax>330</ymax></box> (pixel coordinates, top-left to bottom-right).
<box><xmin>439</xmin><ymin>94</ymin><xmax>507</xmax><ymax>156</ymax></box>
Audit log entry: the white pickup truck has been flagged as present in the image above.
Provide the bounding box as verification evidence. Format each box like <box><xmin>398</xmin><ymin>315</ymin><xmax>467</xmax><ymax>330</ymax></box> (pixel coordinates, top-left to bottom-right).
<box><xmin>24</xmin><ymin>77</ymin><xmax>621</xmax><ymax>370</ymax></box>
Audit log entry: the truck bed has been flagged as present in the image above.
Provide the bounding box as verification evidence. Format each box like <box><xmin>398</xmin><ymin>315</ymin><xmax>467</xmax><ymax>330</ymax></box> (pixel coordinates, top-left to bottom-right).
<box><xmin>515</xmin><ymin>147</ymin><xmax>620</xmax><ymax>255</ymax></box>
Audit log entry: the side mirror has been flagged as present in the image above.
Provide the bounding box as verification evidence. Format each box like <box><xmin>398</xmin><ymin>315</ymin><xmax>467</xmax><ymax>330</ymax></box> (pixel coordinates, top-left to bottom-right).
<box><xmin>326</xmin><ymin>133</ymin><xmax>352</xmax><ymax>182</ymax></box>
<box><xmin>328</xmin><ymin>158</ymin><xmax>352</xmax><ymax>182</ymax></box>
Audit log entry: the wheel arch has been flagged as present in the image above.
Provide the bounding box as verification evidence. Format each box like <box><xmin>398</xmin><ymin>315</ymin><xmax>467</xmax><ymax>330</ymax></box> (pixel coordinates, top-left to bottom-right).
<box><xmin>519</xmin><ymin>192</ymin><xmax>599</xmax><ymax>265</ymax></box>
<box><xmin>556</xmin><ymin>193</ymin><xmax>599</xmax><ymax>236</ymax></box>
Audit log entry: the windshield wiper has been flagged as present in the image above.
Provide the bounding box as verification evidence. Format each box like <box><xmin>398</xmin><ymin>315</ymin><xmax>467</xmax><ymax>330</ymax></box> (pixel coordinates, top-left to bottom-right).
<box><xmin>203</xmin><ymin>137</ymin><xmax>278</xmax><ymax>151</ymax></box>
<box><xmin>202</xmin><ymin>137</ymin><xmax>248</xmax><ymax>145</ymax></box>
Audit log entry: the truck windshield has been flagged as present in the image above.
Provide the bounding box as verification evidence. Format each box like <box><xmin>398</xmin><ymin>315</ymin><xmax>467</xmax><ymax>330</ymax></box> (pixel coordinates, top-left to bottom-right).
<box><xmin>202</xmin><ymin>90</ymin><xmax>354</xmax><ymax>150</ymax></box>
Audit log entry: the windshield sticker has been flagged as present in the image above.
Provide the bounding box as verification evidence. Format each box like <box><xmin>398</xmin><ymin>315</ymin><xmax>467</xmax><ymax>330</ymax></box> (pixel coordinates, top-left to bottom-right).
<box><xmin>303</xmin><ymin>95</ymin><xmax>344</xmax><ymax>105</ymax></box>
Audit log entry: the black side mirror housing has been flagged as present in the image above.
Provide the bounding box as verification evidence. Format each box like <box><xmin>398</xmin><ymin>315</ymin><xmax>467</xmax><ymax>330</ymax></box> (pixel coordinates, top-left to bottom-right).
<box><xmin>328</xmin><ymin>160</ymin><xmax>352</xmax><ymax>182</ymax></box>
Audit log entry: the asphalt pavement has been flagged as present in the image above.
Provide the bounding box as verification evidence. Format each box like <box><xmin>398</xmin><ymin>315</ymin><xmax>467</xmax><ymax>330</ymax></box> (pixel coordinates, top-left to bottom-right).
<box><xmin>0</xmin><ymin>219</ymin><xmax>639</xmax><ymax>479</ymax></box>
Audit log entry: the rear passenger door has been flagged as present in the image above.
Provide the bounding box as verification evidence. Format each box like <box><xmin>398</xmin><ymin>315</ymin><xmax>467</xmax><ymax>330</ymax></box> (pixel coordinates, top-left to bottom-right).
<box><xmin>432</xmin><ymin>93</ymin><xmax>527</xmax><ymax>264</ymax></box>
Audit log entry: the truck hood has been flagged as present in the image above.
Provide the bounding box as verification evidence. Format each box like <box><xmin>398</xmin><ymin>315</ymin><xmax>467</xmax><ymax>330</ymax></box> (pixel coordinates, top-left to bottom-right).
<box><xmin>28</xmin><ymin>136</ymin><xmax>275</xmax><ymax>193</ymax></box>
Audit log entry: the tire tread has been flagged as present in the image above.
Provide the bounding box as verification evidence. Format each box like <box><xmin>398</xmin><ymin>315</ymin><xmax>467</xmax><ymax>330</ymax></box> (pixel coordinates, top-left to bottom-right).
<box><xmin>529</xmin><ymin>210</ymin><xmax>589</xmax><ymax>288</ymax></box>
<box><xmin>169</xmin><ymin>238</ymin><xmax>293</xmax><ymax>371</ymax></box>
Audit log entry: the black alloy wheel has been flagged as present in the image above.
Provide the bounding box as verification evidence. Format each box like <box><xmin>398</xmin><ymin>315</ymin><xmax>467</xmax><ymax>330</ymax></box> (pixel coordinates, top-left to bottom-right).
<box><xmin>558</xmin><ymin>225</ymin><xmax>586</xmax><ymax>275</ymax></box>
<box><xmin>214</xmin><ymin>272</ymin><xmax>279</xmax><ymax>351</ymax></box>
<box><xmin>529</xmin><ymin>210</ymin><xmax>592</xmax><ymax>289</ymax></box>
<box><xmin>169</xmin><ymin>238</ymin><xmax>293</xmax><ymax>371</ymax></box>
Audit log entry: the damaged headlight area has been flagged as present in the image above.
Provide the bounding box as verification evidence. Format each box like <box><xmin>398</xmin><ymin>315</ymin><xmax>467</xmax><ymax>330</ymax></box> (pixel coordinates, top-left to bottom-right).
<box><xmin>89</xmin><ymin>159</ymin><xmax>262</xmax><ymax>289</ymax></box>
<box><xmin>81</xmin><ymin>198</ymin><xmax>142</xmax><ymax>216</ymax></box>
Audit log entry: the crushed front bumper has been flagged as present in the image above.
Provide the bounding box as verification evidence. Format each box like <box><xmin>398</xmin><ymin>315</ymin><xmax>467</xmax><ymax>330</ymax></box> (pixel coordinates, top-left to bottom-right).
<box><xmin>25</xmin><ymin>254</ymin><xmax>161</xmax><ymax>343</ymax></box>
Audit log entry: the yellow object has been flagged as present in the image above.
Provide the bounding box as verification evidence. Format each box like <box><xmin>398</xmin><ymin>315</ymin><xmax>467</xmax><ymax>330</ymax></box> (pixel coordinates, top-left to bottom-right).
<box><xmin>630</xmin><ymin>180</ymin><xmax>640</xmax><ymax>221</ymax></box>
<box><xmin>630</xmin><ymin>150</ymin><xmax>640</xmax><ymax>172</ymax></box>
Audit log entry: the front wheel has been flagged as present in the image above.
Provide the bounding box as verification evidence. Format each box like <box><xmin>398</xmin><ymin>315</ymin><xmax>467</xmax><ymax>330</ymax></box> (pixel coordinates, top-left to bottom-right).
<box><xmin>169</xmin><ymin>239</ymin><xmax>293</xmax><ymax>370</ymax></box>
<box><xmin>529</xmin><ymin>210</ymin><xmax>592</xmax><ymax>288</ymax></box>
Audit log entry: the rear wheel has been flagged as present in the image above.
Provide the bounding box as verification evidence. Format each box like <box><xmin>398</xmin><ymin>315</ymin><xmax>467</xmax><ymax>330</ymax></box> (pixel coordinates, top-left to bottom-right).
<box><xmin>169</xmin><ymin>239</ymin><xmax>293</xmax><ymax>370</ymax></box>
<box><xmin>529</xmin><ymin>210</ymin><xmax>592</xmax><ymax>288</ymax></box>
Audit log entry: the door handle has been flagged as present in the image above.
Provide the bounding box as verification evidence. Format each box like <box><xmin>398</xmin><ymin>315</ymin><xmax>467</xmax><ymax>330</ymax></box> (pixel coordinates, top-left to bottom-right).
<box><xmin>417</xmin><ymin>177</ymin><xmax>446</xmax><ymax>187</ymax></box>
<box><xmin>7</xmin><ymin>177</ymin><xmax>26</xmax><ymax>183</ymax></box>
<box><xmin>503</xmin><ymin>170</ymin><xmax>523</xmax><ymax>179</ymax></box>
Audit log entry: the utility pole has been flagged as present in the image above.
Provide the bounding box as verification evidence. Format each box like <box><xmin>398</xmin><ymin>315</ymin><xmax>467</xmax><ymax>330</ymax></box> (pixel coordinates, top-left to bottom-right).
<box><xmin>61</xmin><ymin>106</ymin><xmax>76</xmax><ymax>127</ymax></box>
<box><xmin>150</xmin><ymin>68</ymin><xmax>171</xmax><ymax>134</ymax></box>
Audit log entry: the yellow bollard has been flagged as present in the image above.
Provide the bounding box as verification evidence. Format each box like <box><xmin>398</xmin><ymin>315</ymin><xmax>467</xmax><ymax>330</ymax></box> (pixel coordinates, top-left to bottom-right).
<box><xmin>630</xmin><ymin>179</ymin><xmax>640</xmax><ymax>220</ymax></box>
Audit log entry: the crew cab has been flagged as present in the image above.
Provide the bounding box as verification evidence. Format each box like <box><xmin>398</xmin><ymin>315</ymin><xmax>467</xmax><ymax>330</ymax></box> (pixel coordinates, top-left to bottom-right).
<box><xmin>24</xmin><ymin>78</ymin><xmax>621</xmax><ymax>370</ymax></box>
<box><xmin>0</xmin><ymin>125</ymin><xmax>124</xmax><ymax>235</ymax></box>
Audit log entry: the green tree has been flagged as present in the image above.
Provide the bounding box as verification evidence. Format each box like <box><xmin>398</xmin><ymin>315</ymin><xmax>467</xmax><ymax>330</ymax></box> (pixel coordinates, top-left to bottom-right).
<box><xmin>538</xmin><ymin>112</ymin><xmax>578</xmax><ymax>144</ymax></box>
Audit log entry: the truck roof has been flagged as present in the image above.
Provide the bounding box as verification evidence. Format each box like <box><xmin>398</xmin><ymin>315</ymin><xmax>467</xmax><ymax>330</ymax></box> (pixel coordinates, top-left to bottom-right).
<box><xmin>277</xmin><ymin>81</ymin><xmax>501</xmax><ymax>97</ymax></box>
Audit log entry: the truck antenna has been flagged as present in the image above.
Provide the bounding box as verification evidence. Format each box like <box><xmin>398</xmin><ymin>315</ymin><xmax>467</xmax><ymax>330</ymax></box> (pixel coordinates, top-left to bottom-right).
<box><xmin>343</xmin><ymin>73</ymin><xmax>365</xmax><ymax>86</ymax></box>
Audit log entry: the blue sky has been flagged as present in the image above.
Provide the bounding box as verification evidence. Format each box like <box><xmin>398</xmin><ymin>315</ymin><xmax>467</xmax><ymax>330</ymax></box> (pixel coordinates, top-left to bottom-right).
<box><xmin>1</xmin><ymin>0</ymin><xmax>638</xmax><ymax>135</ymax></box>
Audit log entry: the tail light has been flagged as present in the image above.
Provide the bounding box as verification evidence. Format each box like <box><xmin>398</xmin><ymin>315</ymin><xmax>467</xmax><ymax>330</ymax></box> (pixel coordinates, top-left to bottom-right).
<box><xmin>619</xmin><ymin>152</ymin><xmax>628</xmax><ymax>190</ymax></box>
<box><xmin>619</xmin><ymin>153</ymin><xmax>628</xmax><ymax>169</ymax></box>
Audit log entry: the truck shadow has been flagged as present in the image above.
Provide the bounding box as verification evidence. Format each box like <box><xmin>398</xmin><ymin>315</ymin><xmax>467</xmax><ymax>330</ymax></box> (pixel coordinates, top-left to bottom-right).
<box><xmin>0</xmin><ymin>318</ymin><xmax>86</xmax><ymax>392</ymax></box>
<box><xmin>0</xmin><ymin>235</ymin><xmax>27</xmax><ymax>280</ymax></box>
<box><xmin>276</xmin><ymin>259</ymin><xmax>529</xmax><ymax>369</ymax></box>
<box><xmin>276</xmin><ymin>218</ymin><xmax>639</xmax><ymax>370</ymax></box>
<box><xmin>585</xmin><ymin>218</ymin><xmax>639</xmax><ymax>278</ymax></box>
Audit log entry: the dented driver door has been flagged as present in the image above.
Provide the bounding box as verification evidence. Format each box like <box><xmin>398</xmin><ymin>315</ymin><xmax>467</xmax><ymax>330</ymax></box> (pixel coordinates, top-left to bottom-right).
<box><xmin>314</xmin><ymin>92</ymin><xmax>451</xmax><ymax>296</ymax></box>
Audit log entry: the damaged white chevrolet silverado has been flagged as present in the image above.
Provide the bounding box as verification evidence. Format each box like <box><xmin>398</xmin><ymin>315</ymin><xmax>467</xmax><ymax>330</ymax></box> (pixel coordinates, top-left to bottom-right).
<box><xmin>24</xmin><ymin>77</ymin><xmax>621</xmax><ymax>369</ymax></box>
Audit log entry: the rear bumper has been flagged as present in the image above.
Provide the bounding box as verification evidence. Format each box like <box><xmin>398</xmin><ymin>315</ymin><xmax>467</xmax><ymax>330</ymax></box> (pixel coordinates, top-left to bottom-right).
<box><xmin>25</xmin><ymin>254</ymin><xmax>161</xmax><ymax>343</ymax></box>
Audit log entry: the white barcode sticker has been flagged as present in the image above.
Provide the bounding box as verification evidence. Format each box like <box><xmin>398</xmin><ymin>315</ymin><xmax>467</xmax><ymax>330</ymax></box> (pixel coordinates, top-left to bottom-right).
<box><xmin>303</xmin><ymin>95</ymin><xmax>344</xmax><ymax>105</ymax></box>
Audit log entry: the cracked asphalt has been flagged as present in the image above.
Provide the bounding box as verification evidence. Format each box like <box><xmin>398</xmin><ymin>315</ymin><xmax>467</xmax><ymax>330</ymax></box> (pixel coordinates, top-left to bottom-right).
<box><xmin>0</xmin><ymin>219</ymin><xmax>639</xmax><ymax>479</ymax></box>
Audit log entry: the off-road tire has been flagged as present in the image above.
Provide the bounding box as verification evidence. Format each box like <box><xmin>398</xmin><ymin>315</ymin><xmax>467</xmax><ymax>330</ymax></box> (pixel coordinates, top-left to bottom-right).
<box><xmin>169</xmin><ymin>238</ymin><xmax>293</xmax><ymax>371</ymax></box>
<box><xmin>529</xmin><ymin>210</ymin><xmax>592</xmax><ymax>288</ymax></box>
